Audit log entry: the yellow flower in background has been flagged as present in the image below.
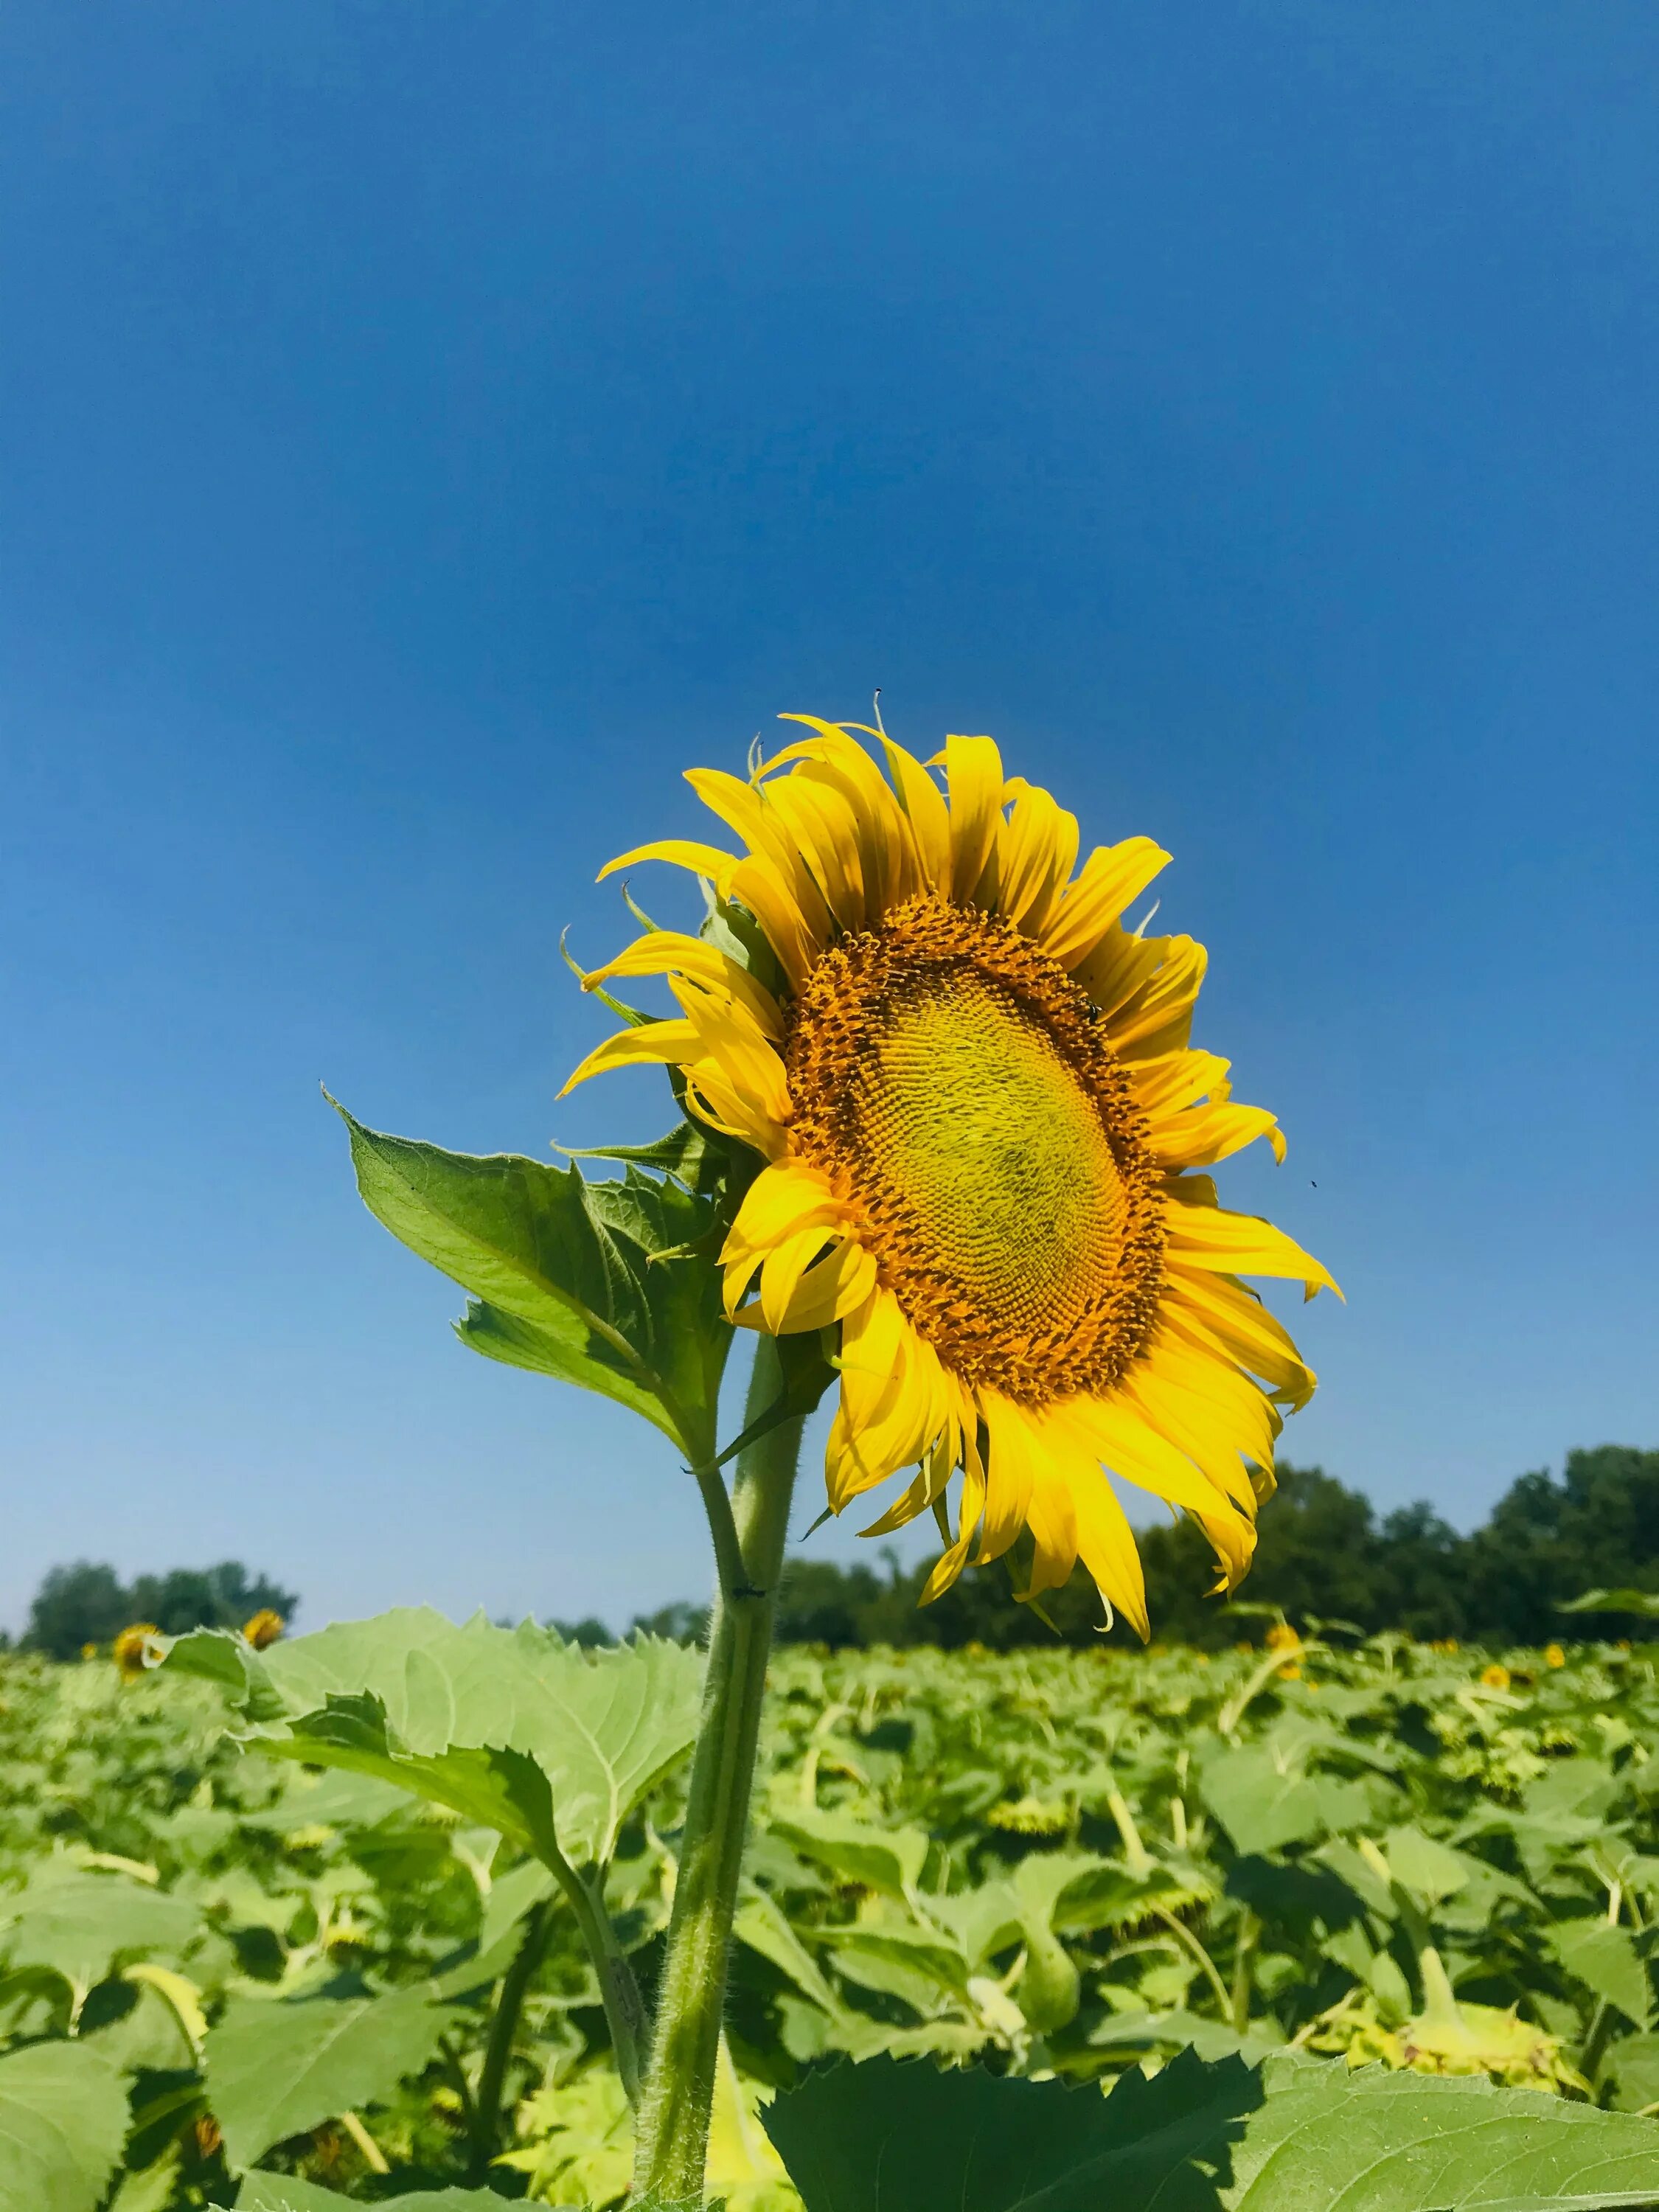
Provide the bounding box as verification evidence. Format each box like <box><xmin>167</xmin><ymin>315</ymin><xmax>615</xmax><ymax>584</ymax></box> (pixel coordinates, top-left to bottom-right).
<box><xmin>112</xmin><ymin>1624</ymin><xmax>160</xmax><ymax>1681</ymax></box>
<box><xmin>566</xmin><ymin>718</ymin><xmax>1338</xmax><ymax>1635</ymax></box>
<box><xmin>1481</xmin><ymin>1663</ymin><xmax>1512</xmax><ymax>1691</ymax></box>
<box><xmin>1265</xmin><ymin>1621</ymin><xmax>1302</xmax><ymax>1653</ymax></box>
<box><xmin>80</xmin><ymin>1641</ymin><xmax>99</xmax><ymax>1662</ymax></box>
<box><xmin>243</xmin><ymin>1608</ymin><xmax>286</xmax><ymax>1650</ymax></box>
<box><xmin>1544</xmin><ymin>1642</ymin><xmax>1566</xmax><ymax>1669</ymax></box>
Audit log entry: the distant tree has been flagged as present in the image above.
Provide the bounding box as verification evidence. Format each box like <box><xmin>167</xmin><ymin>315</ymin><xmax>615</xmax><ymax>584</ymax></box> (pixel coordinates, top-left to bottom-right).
<box><xmin>630</xmin><ymin>1601</ymin><xmax>709</xmax><ymax>1645</ymax></box>
<box><xmin>126</xmin><ymin>1561</ymin><xmax>298</xmax><ymax>1639</ymax></box>
<box><xmin>1464</xmin><ymin>1446</ymin><xmax>1659</xmax><ymax>1641</ymax></box>
<box><xmin>22</xmin><ymin>1559</ymin><xmax>299</xmax><ymax>1660</ymax></box>
<box><xmin>24</xmin><ymin>1562</ymin><xmax>132</xmax><ymax>1658</ymax></box>
<box><xmin>549</xmin><ymin>1615</ymin><xmax>616</xmax><ymax>1648</ymax></box>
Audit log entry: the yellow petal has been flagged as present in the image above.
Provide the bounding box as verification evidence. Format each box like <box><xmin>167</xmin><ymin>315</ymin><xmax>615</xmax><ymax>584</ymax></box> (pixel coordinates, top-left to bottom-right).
<box><xmin>1160</xmin><ymin>1268</ymin><xmax>1318</xmax><ymax>1409</ymax></box>
<box><xmin>1128</xmin><ymin>1049</ymin><xmax>1231</xmax><ymax>1116</ymax></box>
<box><xmin>879</xmin><ymin>735</ymin><xmax>952</xmax><ymax>893</ymax></box>
<box><xmin>557</xmin><ymin>1019</ymin><xmax>698</xmax><ymax>1097</ymax></box>
<box><xmin>684</xmin><ymin>768</ymin><xmax>837</xmax><ymax>952</ymax></box>
<box><xmin>1041</xmin><ymin>837</ymin><xmax>1171</xmax><ymax>970</ymax></box>
<box><xmin>597</xmin><ymin>838</ymin><xmax>737</xmax><ymax>886</ymax></box>
<box><xmin>1164</xmin><ymin>1186</ymin><xmax>1342</xmax><ymax>1301</ymax></box>
<box><xmin>1149</xmin><ymin>1101</ymin><xmax>1285</xmax><ymax>1170</ymax></box>
<box><xmin>976</xmin><ymin>1391</ymin><xmax>1042</xmax><ymax>1563</ymax></box>
<box><xmin>585</xmin><ymin>931</ymin><xmax>785</xmax><ymax>1039</ymax></box>
<box><xmin>995</xmin><ymin>780</ymin><xmax>1080</xmax><ymax>939</ymax></box>
<box><xmin>723</xmin><ymin>855</ymin><xmax>821</xmax><ymax>986</ymax></box>
<box><xmin>932</xmin><ymin>734</ymin><xmax>1005</xmax><ymax>905</ymax></box>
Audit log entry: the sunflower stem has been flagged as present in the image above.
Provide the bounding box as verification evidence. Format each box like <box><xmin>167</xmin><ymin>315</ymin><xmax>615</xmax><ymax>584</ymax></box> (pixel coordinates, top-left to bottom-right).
<box><xmin>630</xmin><ymin>1336</ymin><xmax>804</xmax><ymax>2205</ymax></box>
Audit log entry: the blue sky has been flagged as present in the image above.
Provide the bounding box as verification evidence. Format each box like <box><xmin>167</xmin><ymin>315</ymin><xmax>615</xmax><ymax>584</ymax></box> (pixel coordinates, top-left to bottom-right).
<box><xmin>2</xmin><ymin>2</ymin><xmax>1655</xmax><ymax>1635</ymax></box>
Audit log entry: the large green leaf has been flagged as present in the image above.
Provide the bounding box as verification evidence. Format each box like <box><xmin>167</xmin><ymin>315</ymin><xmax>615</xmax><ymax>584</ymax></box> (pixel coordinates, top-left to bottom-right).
<box><xmin>234</xmin><ymin>2177</ymin><xmax>509</xmax><ymax>2210</ymax></box>
<box><xmin>204</xmin><ymin>1985</ymin><xmax>451</xmax><ymax>2171</ymax></box>
<box><xmin>764</xmin><ymin>2049</ymin><xmax>1659</xmax><ymax>2211</ymax></box>
<box><xmin>765</xmin><ymin>2045</ymin><xmax>1263</xmax><ymax>2211</ymax></box>
<box><xmin>0</xmin><ymin>1865</ymin><xmax>201</xmax><ymax>1992</ymax></box>
<box><xmin>0</xmin><ymin>2041</ymin><xmax>128</xmax><ymax>2212</ymax></box>
<box><xmin>332</xmin><ymin>1100</ymin><xmax>731</xmax><ymax>1461</ymax></box>
<box><xmin>768</xmin><ymin>1809</ymin><xmax>931</xmax><ymax>1899</ymax></box>
<box><xmin>166</xmin><ymin>1607</ymin><xmax>703</xmax><ymax>1866</ymax></box>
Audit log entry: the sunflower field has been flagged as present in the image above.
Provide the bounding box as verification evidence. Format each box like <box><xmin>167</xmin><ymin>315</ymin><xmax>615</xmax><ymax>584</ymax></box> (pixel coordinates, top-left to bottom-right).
<box><xmin>4</xmin><ymin>1617</ymin><xmax>1659</xmax><ymax>2211</ymax></box>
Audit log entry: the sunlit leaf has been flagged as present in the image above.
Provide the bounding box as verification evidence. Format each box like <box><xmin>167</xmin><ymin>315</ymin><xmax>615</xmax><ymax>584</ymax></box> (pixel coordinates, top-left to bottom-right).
<box><xmin>331</xmin><ymin>1099</ymin><xmax>731</xmax><ymax>1461</ymax></box>
<box><xmin>204</xmin><ymin>1984</ymin><xmax>451</xmax><ymax>2170</ymax></box>
<box><xmin>0</xmin><ymin>2040</ymin><xmax>128</xmax><ymax>2212</ymax></box>
<box><xmin>165</xmin><ymin>1607</ymin><xmax>703</xmax><ymax>1866</ymax></box>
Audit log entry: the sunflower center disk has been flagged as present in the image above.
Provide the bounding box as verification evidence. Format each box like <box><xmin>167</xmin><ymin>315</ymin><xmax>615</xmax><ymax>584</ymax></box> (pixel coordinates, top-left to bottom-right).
<box><xmin>859</xmin><ymin>975</ymin><xmax>1125</xmax><ymax>1339</ymax></box>
<box><xmin>787</xmin><ymin>896</ymin><xmax>1165</xmax><ymax>1402</ymax></box>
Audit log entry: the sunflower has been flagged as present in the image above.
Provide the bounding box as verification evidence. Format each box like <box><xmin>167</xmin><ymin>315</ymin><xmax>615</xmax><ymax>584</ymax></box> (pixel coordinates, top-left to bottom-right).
<box><xmin>563</xmin><ymin>717</ymin><xmax>1338</xmax><ymax>1635</ymax></box>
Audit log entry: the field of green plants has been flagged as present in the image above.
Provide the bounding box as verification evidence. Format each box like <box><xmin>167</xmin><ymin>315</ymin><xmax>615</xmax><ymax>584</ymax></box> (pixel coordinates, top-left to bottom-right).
<box><xmin>4</xmin><ymin>1614</ymin><xmax>1659</xmax><ymax>2211</ymax></box>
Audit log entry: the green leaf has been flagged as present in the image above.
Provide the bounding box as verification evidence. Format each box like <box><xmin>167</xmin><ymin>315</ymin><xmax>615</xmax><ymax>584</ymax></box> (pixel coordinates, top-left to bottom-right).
<box><xmin>768</xmin><ymin>1809</ymin><xmax>930</xmax><ymax>1899</ymax></box>
<box><xmin>1200</xmin><ymin>1748</ymin><xmax>1332</xmax><ymax>1856</ymax></box>
<box><xmin>235</xmin><ymin>2177</ymin><xmax>510</xmax><ymax>2211</ymax></box>
<box><xmin>0</xmin><ymin>2042</ymin><xmax>127</xmax><ymax>2212</ymax></box>
<box><xmin>1606</xmin><ymin>2032</ymin><xmax>1659</xmax><ymax>2114</ymax></box>
<box><xmin>204</xmin><ymin>1985</ymin><xmax>451</xmax><ymax>2171</ymax></box>
<box><xmin>330</xmin><ymin>1099</ymin><xmax>731</xmax><ymax>1461</ymax></box>
<box><xmin>1549</xmin><ymin>1920</ymin><xmax>1654</xmax><ymax>2028</ymax></box>
<box><xmin>0</xmin><ymin>1865</ymin><xmax>201</xmax><ymax>1992</ymax></box>
<box><xmin>764</xmin><ymin>2049</ymin><xmax>1659</xmax><ymax>2211</ymax></box>
<box><xmin>167</xmin><ymin>1608</ymin><xmax>703</xmax><ymax>1868</ymax></box>
<box><xmin>817</xmin><ymin>1924</ymin><xmax>972</xmax><ymax>2008</ymax></box>
<box><xmin>1559</xmin><ymin>1589</ymin><xmax>1659</xmax><ymax>1617</ymax></box>
<box><xmin>1231</xmin><ymin>2054</ymin><xmax>1659</xmax><ymax>2209</ymax></box>
<box><xmin>765</xmin><ymin>2044</ymin><xmax>1263</xmax><ymax>2211</ymax></box>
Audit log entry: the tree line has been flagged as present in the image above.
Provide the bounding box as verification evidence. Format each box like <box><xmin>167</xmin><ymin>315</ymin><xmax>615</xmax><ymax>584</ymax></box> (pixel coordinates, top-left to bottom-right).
<box><xmin>15</xmin><ymin>1446</ymin><xmax>1654</xmax><ymax>1661</ymax></box>
<box><xmin>13</xmin><ymin>1560</ymin><xmax>298</xmax><ymax>1660</ymax></box>
<box><xmin>617</xmin><ymin>1444</ymin><xmax>1659</xmax><ymax>1652</ymax></box>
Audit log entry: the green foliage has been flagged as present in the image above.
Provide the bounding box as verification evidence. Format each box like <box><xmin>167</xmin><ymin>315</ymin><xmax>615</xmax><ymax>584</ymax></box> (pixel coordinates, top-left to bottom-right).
<box><xmin>22</xmin><ymin>1559</ymin><xmax>298</xmax><ymax>1660</ymax></box>
<box><xmin>3</xmin><ymin>1624</ymin><xmax>1659</xmax><ymax>2205</ymax></box>
<box><xmin>765</xmin><ymin>2048</ymin><xmax>1659</xmax><ymax>2211</ymax></box>
<box><xmin>332</xmin><ymin>1099</ymin><xmax>737</xmax><ymax>1463</ymax></box>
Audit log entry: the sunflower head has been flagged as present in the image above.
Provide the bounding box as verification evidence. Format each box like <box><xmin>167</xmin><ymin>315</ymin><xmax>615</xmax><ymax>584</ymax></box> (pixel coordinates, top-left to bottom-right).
<box><xmin>564</xmin><ymin>716</ymin><xmax>1338</xmax><ymax>1637</ymax></box>
<box><xmin>243</xmin><ymin>1608</ymin><xmax>286</xmax><ymax>1650</ymax></box>
<box><xmin>112</xmin><ymin>1623</ymin><xmax>160</xmax><ymax>1681</ymax></box>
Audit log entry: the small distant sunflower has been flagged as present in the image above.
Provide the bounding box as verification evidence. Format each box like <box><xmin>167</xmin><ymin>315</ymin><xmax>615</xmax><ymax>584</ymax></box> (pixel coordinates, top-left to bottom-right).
<box><xmin>565</xmin><ymin>717</ymin><xmax>1338</xmax><ymax>1635</ymax></box>
<box><xmin>243</xmin><ymin>1608</ymin><xmax>286</xmax><ymax>1650</ymax></box>
<box><xmin>112</xmin><ymin>1623</ymin><xmax>160</xmax><ymax>1681</ymax></box>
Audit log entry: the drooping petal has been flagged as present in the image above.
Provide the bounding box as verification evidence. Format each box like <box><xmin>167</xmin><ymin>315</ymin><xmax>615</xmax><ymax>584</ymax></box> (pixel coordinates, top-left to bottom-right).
<box><xmin>597</xmin><ymin>838</ymin><xmax>738</xmax><ymax>886</ymax></box>
<box><xmin>557</xmin><ymin>1020</ymin><xmax>701</xmax><ymax>1097</ymax></box>
<box><xmin>1163</xmin><ymin>1182</ymin><xmax>1342</xmax><ymax>1300</ymax></box>
<box><xmin>584</xmin><ymin>931</ymin><xmax>785</xmax><ymax>1039</ymax></box>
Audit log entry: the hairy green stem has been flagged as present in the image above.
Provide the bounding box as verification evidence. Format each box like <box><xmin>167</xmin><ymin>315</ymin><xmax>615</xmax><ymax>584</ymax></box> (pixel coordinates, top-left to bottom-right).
<box><xmin>469</xmin><ymin>1898</ymin><xmax>552</xmax><ymax>2178</ymax></box>
<box><xmin>630</xmin><ymin>1338</ymin><xmax>804</xmax><ymax>2204</ymax></box>
<box><xmin>546</xmin><ymin>1854</ymin><xmax>647</xmax><ymax>2106</ymax></box>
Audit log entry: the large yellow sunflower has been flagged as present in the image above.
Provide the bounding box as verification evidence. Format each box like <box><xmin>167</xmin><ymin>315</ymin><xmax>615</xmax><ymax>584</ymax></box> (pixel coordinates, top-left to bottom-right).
<box><xmin>563</xmin><ymin>716</ymin><xmax>1338</xmax><ymax>1635</ymax></box>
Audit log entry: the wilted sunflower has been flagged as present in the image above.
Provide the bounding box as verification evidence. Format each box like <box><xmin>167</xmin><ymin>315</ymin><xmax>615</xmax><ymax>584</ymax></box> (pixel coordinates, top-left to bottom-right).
<box><xmin>564</xmin><ymin>717</ymin><xmax>1338</xmax><ymax>1635</ymax></box>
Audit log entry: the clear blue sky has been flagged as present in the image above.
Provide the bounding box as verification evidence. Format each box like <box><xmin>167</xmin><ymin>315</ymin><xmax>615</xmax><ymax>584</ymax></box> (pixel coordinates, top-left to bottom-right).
<box><xmin>3</xmin><ymin>3</ymin><xmax>1655</xmax><ymax>1635</ymax></box>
